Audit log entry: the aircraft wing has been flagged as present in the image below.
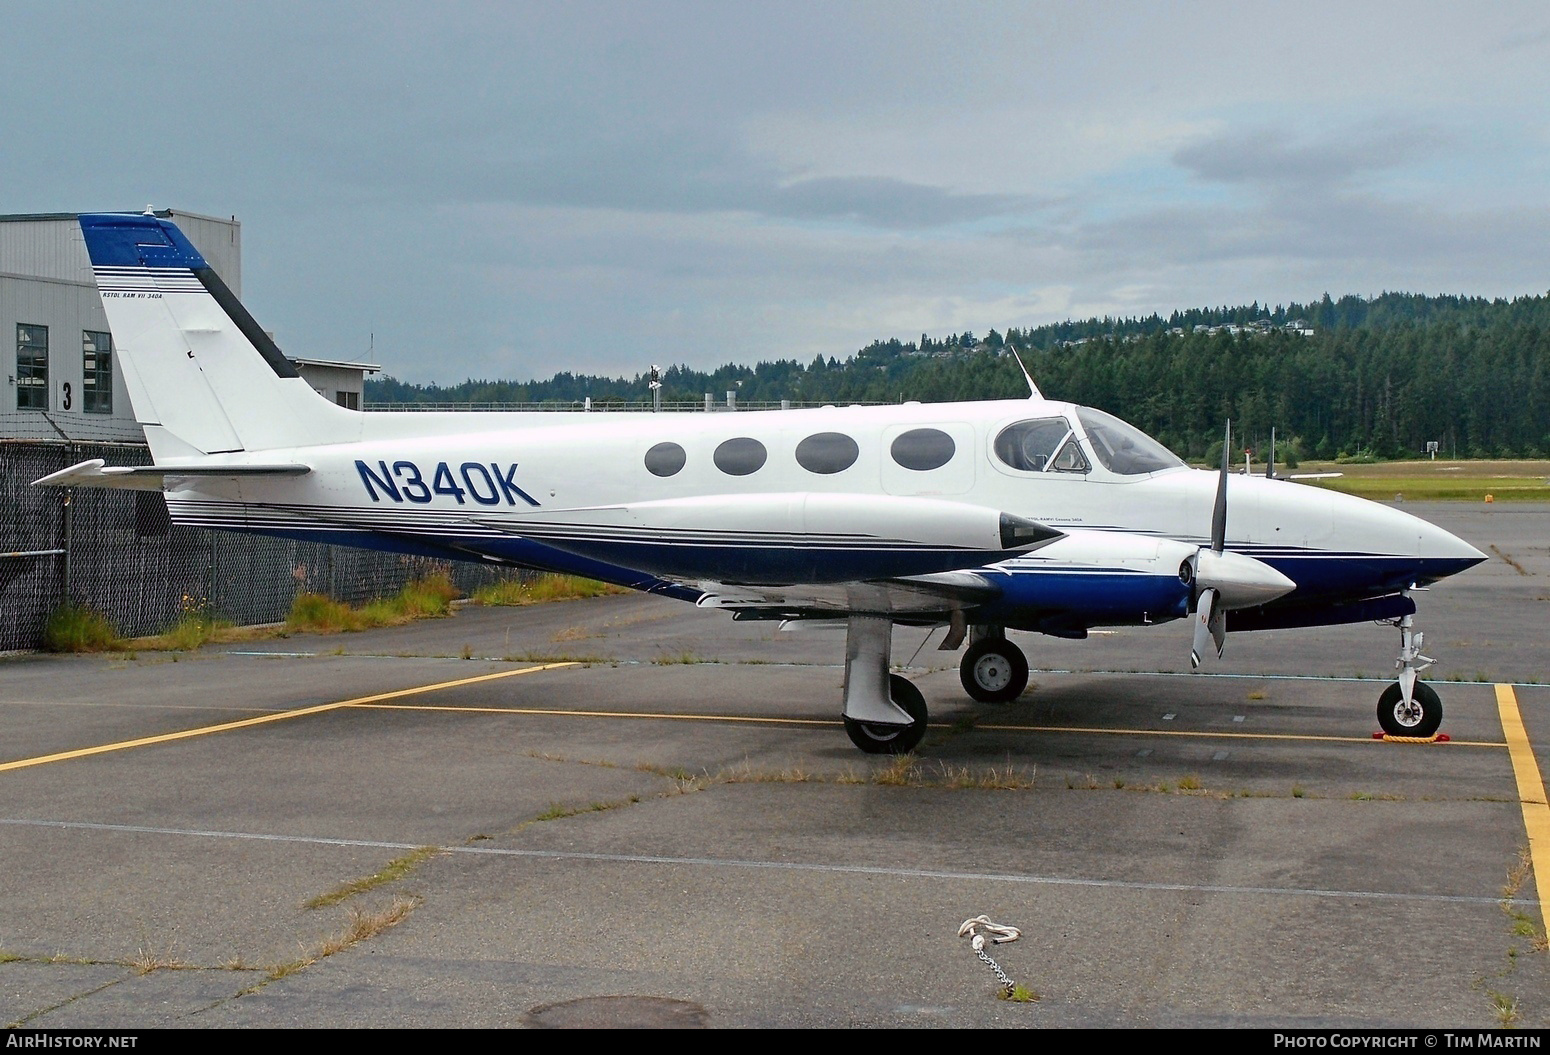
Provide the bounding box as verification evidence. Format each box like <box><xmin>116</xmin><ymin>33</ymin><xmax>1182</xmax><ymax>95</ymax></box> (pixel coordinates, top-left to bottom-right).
<box><xmin>692</xmin><ymin>570</ymin><xmax>1001</xmax><ymax>619</ymax></box>
<box><xmin>469</xmin><ymin>492</ymin><xmax>1061</xmax><ymax>586</ymax></box>
<box><xmin>32</xmin><ymin>458</ymin><xmax>312</xmax><ymax>492</ymax></box>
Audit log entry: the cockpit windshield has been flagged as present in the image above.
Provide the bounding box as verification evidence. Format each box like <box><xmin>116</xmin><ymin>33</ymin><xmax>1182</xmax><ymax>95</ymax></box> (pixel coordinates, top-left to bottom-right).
<box><xmin>1076</xmin><ymin>407</ymin><xmax>1185</xmax><ymax>475</ymax></box>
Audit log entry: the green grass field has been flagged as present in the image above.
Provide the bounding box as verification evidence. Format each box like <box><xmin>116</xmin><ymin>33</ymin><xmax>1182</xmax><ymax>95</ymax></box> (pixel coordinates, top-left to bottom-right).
<box><xmin>1286</xmin><ymin>460</ymin><xmax>1550</xmax><ymax>502</ymax></box>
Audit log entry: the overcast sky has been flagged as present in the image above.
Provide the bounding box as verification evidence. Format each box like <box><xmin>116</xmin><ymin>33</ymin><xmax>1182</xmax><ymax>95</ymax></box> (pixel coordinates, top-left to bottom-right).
<box><xmin>4</xmin><ymin>2</ymin><xmax>1548</xmax><ymax>384</ymax></box>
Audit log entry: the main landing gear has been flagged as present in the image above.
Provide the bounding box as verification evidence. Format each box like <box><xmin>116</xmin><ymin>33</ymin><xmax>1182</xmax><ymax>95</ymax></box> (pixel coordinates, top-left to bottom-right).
<box><xmin>841</xmin><ymin>614</ymin><xmax>928</xmax><ymax>754</ymax></box>
<box><xmin>1377</xmin><ymin>600</ymin><xmax>1443</xmax><ymax>738</ymax></box>
<box><xmin>958</xmin><ymin>628</ymin><xmax>1030</xmax><ymax>704</ymax></box>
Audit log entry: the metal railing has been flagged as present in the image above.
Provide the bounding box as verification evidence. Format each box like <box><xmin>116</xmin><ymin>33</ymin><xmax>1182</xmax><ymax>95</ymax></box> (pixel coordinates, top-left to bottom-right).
<box><xmin>363</xmin><ymin>398</ymin><xmax>891</xmax><ymax>413</ymax></box>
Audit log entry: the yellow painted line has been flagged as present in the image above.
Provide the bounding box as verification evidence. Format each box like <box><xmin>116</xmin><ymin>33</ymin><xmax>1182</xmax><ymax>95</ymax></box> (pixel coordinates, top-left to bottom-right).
<box><xmin>1496</xmin><ymin>684</ymin><xmax>1550</xmax><ymax>920</ymax></box>
<box><xmin>351</xmin><ymin>702</ymin><xmax>840</xmax><ymax>727</ymax></box>
<box><xmin>349</xmin><ymin>704</ymin><xmax>1505</xmax><ymax>748</ymax></box>
<box><xmin>0</xmin><ymin>663</ymin><xmax>575</xmax><ymax>774</ymax></box>
<box><xmin>978</xmin><ymin>723</ymin><xmax>1505</xmax><ymax>748</ymax></box>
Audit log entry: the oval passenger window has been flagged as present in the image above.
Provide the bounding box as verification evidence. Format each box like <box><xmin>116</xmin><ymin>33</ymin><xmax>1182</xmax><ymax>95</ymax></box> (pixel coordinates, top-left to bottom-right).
<box><xmin>644</xmin><ymin>441</ymin><xmax>687</xmax><ymax>477</ymax></box>
<box><xmin>713</xmin><ymin>437</ymin><xmax>767</xmax><ymax>476</ymax></box>
<box><xmin>795</xmin><ymin>432</ymin><xmax>859</xmax><ymax>474</ymax></box>
<box><xmin>890</xmin><ymin>428</ymin><xmax>956</xmax><ymax>471</ymax></box>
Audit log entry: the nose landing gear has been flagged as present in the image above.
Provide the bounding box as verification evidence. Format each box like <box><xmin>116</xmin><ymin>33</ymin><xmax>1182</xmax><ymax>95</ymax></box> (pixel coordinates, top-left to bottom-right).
<box><xmin>1377</xmin><ymin>595</ymin><xmax>1443</xmax><ymax>738</ymax></box>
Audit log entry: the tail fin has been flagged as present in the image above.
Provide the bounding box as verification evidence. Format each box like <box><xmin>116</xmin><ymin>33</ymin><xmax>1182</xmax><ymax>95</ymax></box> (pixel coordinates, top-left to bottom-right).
<box><xmin>79</xmin><ymin>213</ymin><xmax>360</xmax><ymax>458</ymax></box>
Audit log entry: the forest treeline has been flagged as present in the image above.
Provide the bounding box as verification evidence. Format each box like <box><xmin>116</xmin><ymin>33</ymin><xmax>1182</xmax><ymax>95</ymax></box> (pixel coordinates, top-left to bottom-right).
<box><xmin>366</xmin><ymin>290</ymin><xmax>1550</xmax><ymax>460</ymax></box>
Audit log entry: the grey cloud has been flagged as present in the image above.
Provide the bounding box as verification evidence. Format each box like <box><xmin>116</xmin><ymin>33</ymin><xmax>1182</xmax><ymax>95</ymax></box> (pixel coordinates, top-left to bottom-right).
<box><xmin>1174</xmin><ymin>124</ymin><xmax>1449</xmax><ymax>188</ymax></box>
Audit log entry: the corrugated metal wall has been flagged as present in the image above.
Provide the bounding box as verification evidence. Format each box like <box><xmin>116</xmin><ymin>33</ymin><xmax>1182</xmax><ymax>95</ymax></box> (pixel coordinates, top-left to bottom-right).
<box><xmin>0</xmin><ymin>211</ymin><xmax>240</xmax><ymax>289</ymax></box>
<box><xmin>1</xmin><ymin>210</ymin><xmax>241</xmax><ymax>429</ymax></box>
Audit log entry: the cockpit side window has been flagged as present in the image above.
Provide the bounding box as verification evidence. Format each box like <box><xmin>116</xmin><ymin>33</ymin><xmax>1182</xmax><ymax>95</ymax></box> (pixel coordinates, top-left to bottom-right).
<box><xmin>1049</xmin><ymin>437</ymin><xmax>1090</xmax><ymax>473</ymax></box>
<box><xmin>992</xmin><ymin>417</ymin><xmax>1072</xmax><ymax>472</ymax></box>
<box><xmin>1076</xmin><ymin>407</ymin><xmax>1185</xmax><ymax>475</ymax></box>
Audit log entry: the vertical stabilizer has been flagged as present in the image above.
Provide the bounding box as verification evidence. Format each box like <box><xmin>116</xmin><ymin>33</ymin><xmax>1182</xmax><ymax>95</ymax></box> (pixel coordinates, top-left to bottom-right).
<box><xmin>78</xmin><ymin>213</ymin><xmax>360</xmax><ymax>457</ymax></box>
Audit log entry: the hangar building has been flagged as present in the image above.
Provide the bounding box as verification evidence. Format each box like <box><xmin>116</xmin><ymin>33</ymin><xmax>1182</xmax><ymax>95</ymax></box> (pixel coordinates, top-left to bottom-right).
<box><xmin>1</xmin><ymin>209</ymin><xmax>376</xmax><ymax>441</ymax></box>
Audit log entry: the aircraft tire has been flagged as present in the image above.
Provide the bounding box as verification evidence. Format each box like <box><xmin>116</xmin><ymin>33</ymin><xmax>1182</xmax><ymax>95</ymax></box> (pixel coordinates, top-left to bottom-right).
<box><xmin>959</xmin><ymin>638</ymin><xmax>1030</xmax><ymax>704</ymax></box>
<box><xmin>1376</xmin><ymin>680</ymin><xmax>1443</xmax><ymax>738</ymax></box>
<box><xmin>844</xmin><ymin>674</ymin><xmax>928</xmax><ymax>754</ymax></box>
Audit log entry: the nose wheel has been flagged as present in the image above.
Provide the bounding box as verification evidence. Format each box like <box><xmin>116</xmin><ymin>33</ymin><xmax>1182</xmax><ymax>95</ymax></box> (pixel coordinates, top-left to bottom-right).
<box><xmin>960</xmin><ymin>636</ymin><xmax>1030</xmax><ymax>703</ymax></box>
<box><xmin>1377</xmin><ymin>681</ymin><xmax>1442</xmax><ymax>737</ymax></box>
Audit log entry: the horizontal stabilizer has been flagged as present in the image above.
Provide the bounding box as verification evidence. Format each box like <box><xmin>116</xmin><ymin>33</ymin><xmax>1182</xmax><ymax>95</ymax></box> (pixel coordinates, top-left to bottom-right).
<box><xmin>32</xmin><ymin>458</ymin><xmax>311</xmax><ymax>492</ymax></box>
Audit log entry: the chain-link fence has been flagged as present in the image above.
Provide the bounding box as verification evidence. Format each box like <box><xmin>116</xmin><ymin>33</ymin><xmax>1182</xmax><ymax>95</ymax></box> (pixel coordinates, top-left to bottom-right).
<box><xmin>0</xmin><ymin>440</ymin><xmax>518</xmax><ymax>652</ymax></box>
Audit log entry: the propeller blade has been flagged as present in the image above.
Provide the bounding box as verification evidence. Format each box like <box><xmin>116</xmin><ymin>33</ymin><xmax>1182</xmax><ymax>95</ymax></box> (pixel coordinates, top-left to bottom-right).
<box><xmin>1210</xmin><ymin>421</ymin><xmax>1230</xmax><ymax>554</ymax></box>
<box><xmin>1190</xmin><ymin>586</ymin><xmax>1218</xmax><ymax>670</ymax></box>
<box><xmin>1266</xmin><ymin>427</ymin><xmax>1277</xmax><ymax>480</ymax></box>
<box><xmin>1209</xmin><ymin>602</ymin><xmax>1227</xmax><ymax>659</ymax></box>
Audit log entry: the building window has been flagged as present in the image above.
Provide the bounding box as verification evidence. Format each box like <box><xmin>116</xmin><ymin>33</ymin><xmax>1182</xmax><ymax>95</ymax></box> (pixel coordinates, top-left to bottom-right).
<box><xmin>82</xmin><ymin>331</ymin><xmax>113</xmax><ymax>414</ymax></box>
<box><xmin>335</xmin><ymin>391</ymin><xmax>360</xmax><ymax>410</ymax></box>
<box><xmin>16</xmin><ymin>324</ymin><xmax>48</xmax><ymax>411</ymax></box>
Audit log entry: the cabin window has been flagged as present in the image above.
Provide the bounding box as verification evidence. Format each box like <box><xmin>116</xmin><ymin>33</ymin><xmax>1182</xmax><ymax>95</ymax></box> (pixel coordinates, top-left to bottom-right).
<box><xmin>644</xmin><ymin>441</ymin><xmax>687</xmax><ymax>477</ymax></box>
<box><xmin>713</xmin><ymin>437</ymin><xmax>766</xmax><ymax>476</ymax></box>
<box><xmin>889</xmin><ymin>428</ymin><xmax>955</xmax><ymax>471</ymax></box>
<box><xmin>1076</xmin><ymin>407</ymin><xmax>1184</xmax><ymax>475</ymax></box>
<box><xmin>795</xmin><ymin>432</ymin><xmax>858</xmax><ymax>474</ymax></box>
<box><xmin>992</xmin><ymin>417</ymin><xmax>1072</xmax><ymax>471</ymax></box>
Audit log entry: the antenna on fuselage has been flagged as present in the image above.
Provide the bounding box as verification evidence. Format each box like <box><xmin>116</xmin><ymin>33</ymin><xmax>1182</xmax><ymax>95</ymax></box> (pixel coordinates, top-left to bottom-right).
<box><xmin>1008</xmin><ymin>346</ymin><xmax>1042</xmax><ymax>400</ymax></box>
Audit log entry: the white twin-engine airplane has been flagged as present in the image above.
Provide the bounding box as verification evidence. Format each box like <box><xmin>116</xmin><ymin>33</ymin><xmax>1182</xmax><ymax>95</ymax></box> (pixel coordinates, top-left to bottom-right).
<box><xmin>38</xmin><ymin>213</ymin><xmax>1488</xmax><ymax>753</ymax></box>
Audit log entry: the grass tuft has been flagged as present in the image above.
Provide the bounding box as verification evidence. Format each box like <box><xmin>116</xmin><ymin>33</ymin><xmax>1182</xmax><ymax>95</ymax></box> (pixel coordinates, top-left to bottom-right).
<box><xmin>305</xmin><ymin>846</ymin><xmax>441</xmax><ymax>909</ymax></box>
<box><xmin>998</xmin><ymin>983</ymin><xmax>1039</xmax><ymax>1003</ymax></box>
<box><xmin>130</xmin><ymin>945</ymin><xmax>188</xmax><ymax>975</ymax></box>
<box><xmin>473</xmin><ymin>573</ymin><xmax>629</xmax><ymax>606</ymax></box>
<box><xmin>317</xmin><ymin>898</ymin><xmax>416</xmax><ymax>959</ymax></box>
<box><xmin>873</xmin><ymin>755</ymin><xmax>920</xmax><ymax>786</ymax></box>
<box><xmin>1488</xmin><ymin>990</ymin><xmax>1520</xmax><ymax>1026</ymax></box>
<box><xmin>287</xmin><ymin>574</ymin><xmax>460</xmax><ymax>634</ymax></box>
<box><xmin>136</xmin><ymin>613</ymin><xmax>233</xmax><ymax>651</ymax></box>
<box><xmin>44</xmin><ymin>604</ymin><xmax>124</xmax><ymax>652</ymax></box>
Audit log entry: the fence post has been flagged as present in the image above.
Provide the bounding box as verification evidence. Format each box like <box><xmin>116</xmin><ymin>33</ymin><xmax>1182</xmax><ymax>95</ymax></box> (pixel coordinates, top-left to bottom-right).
<box><xmin>60</xmin><ymin>444</ymin><xmax>74</xmax><ymax>605</ymax></box>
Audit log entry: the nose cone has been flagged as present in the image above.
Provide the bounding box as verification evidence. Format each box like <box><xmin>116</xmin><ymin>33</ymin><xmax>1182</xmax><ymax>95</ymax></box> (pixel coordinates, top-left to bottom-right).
<box><xmin>1412</xmin><ymin>514</ymin><xmax>1488</xmax><ymax>583</ymax></box>
<box><xmin>1336</xmin><ymin>491</ymin><xmax>1488</xmax><ymax>586</ymax></box>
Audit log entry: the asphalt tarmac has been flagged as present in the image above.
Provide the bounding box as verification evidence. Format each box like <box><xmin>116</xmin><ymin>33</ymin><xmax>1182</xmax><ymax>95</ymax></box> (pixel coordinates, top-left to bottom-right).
<box><xmin>1</xmin><ymin>502</ymin><xmax>1546</xmax><ymax>1028</ymax></box>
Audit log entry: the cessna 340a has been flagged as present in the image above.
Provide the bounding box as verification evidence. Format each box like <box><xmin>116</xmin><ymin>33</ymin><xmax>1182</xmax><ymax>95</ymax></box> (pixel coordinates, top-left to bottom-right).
<box><xmin>37</xmin><ymin>212</ymin><xmax>1488</xmax><ymax>753</ymax></box>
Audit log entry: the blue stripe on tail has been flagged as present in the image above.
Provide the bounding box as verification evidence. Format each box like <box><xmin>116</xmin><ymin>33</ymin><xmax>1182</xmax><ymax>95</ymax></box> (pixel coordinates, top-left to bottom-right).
<box><xmin>78</xmin><ymin>213</ymin><xmax>209</xmax><ymax>270</ymax></box>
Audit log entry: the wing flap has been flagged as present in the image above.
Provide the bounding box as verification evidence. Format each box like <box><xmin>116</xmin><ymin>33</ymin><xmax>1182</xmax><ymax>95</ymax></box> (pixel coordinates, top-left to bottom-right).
<box><xmin>694</xmin><ymin>570</ymin><xmax>1001</xmax><ymax>617</ymax></box>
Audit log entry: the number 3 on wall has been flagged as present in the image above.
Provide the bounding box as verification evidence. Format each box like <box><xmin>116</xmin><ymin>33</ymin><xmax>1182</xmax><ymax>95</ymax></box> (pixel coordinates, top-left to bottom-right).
<box><xmin>61</xmin><ymin>382</ymin><xmax>72</xmax><ymax>410</ymax></box>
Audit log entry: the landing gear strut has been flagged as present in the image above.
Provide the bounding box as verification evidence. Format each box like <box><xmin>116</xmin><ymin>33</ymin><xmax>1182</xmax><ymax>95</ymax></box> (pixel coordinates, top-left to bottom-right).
<box><xmin>959</xmin><ymin>627</ymin><xmax>1029</xmax><ymax>703</ymax></box>
<box><xmin>842</xmin><ymin>614</ymin><xmax>928</xmax><ymax>754</ymax></box>
<box><xmin>1377</xmin><ymin>596</ymin><xmax>1443</xmax><ymax>738</ymax></box>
